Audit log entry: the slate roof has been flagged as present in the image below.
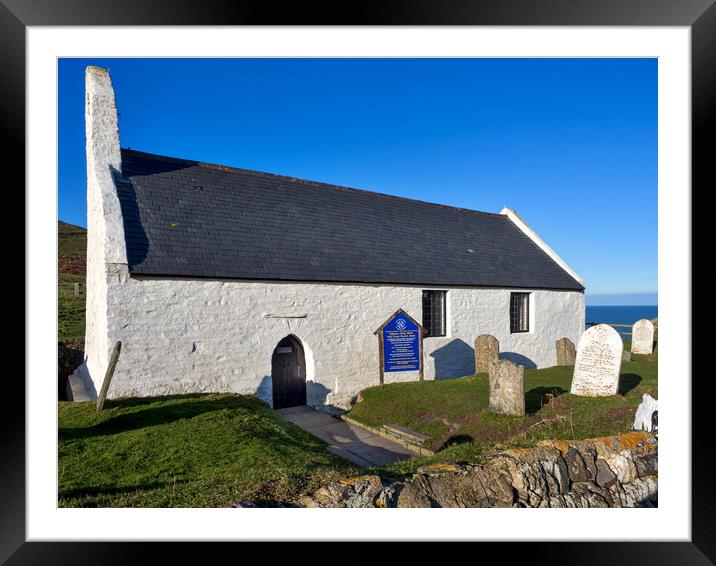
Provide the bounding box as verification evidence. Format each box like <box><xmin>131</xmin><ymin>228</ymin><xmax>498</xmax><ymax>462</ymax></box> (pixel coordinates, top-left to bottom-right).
<box><xmin>117</xmin><ymin>149</ymin><xmax>584</xmax><ymax>291</ymax></box>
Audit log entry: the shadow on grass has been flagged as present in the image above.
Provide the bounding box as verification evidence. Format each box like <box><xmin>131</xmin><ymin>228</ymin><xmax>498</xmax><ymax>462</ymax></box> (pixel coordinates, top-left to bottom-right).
<box><xmin>59</xmin><ymin>480</ymin><xmax>174</xmax><ymax>502</ymax></box>
<box><xmin>60</xmin><ymin>394</ymin><xmax>268</xmax><ymax>440</ymax></box>
<box><xmin>618</xmin><ymin>374</ymin><xmax>642</xmax><ymax>396</ymax></box>
<box><xmin>525</xmin><ymin>386</ymin><xmax>567</xmax><ymax>414</ymax></box>
<box><xmin>437</xmin><ymin>434</ymin><xmax>474</xmax><ymax>451</ymax></box>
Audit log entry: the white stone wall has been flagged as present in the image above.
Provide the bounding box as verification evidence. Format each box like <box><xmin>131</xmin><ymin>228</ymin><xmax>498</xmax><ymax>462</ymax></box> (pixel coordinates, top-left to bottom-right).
<box><xmin>92</xmin><ymin>271</ymin><xmax>584</xmax><ymax>407</ymax></box>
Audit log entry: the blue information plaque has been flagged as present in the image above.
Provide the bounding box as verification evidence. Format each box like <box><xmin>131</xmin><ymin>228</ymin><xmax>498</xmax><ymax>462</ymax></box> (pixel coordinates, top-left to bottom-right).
<box><xmin>382</xmin><ymin>311</ymin><xmax>420</xmax><ymax>372</ymax></box>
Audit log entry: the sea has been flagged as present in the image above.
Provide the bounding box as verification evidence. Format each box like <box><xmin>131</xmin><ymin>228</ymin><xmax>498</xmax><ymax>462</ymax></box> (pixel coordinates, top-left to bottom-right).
<box><xmin>585</xmin><ymin>305</ymin><xmax>658</xmax><ymax>329</ymax></box>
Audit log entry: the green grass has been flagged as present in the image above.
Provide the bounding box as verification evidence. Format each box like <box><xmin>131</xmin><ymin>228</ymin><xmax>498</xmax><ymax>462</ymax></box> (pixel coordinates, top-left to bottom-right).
<box><xmin>58</xmin><ymin>221</ymin><xmax>87</xmax><ymax>342</ymax></box>
<box><xmin>58</xmin><ymin>393</ymin><xmax>358</xmax><ymax>507</ymax></box>
<box><xmin>349</xmin><ymin>347</ymin><xmax>658</xmax><ymax>475</ymax></box>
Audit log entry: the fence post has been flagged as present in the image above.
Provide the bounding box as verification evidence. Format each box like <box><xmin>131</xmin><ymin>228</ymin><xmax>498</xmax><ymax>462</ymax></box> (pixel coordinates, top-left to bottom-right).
<box><xmin>73</xmin><ymin>282</ymin><xmax>80</xmax><ymax>298</ymax></box>
<box><xmin>97</xmin><ymin>341</ymin><xmax>122</xmax><ymax>411</ymax></box>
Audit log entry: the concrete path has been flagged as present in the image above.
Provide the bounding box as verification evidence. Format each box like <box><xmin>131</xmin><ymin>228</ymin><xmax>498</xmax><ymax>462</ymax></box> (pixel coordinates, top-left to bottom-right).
<box><xmin>277</xmin><ymin>406</ymin><xmax>415</xmax><ymax>467</ymax></box>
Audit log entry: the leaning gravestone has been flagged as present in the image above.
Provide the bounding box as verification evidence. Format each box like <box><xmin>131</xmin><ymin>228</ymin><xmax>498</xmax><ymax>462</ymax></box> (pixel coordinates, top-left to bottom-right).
<box><xmin>475</xmin><ymin>334</ymin><xmax>499</xmax><ymax>374</ymax></box>
<box><xmin>488</xmin><ymin>359</ymin><xmax>525</xmax><ymax>416</ymax></box>
<box><xmin>570</xmin><ymin>324</ymin><xmax>623</xmax><ymax>397</ymax></box>
<box><xmin>555</xmin><ymin>337</ymin><xmax>576</xmax><ymax>366</ymax></box>
<box><xmin>631</xmin><ymin>319</ymin><xmax>655</xmax><ymax>355</ymax></box>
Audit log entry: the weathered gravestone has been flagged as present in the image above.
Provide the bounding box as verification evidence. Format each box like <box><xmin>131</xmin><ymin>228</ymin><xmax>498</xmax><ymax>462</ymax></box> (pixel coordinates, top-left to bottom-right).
<box><xmin>631</xmin><ymin>319</ymin><xmax>655</xmax><ymax>355</ymax></box>
<box><xmin>555</xmin><ymin>337</ymin><xmax>576</xmax><ymax>366</ymax></box>
<box><xmin>570</xmin><ymin>324</ymin><xmax>623</xmax><ymax>397</ymax></box>
<box><xmin>488</xmin><ymin>359</ymin><xmax>525</xmax><ymax>416</ymax></box>
<box><xmin>475</xmin><ymin>334</ymin><xmax>499</xmax><ymax>374</ymax></box>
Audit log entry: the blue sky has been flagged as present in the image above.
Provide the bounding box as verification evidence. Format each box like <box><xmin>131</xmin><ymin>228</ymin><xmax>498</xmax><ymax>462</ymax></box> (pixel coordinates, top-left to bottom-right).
<box><xmin>58</xmin><ymin>58</ymin><xmax>657</xmax><ymax>300</ymax></box>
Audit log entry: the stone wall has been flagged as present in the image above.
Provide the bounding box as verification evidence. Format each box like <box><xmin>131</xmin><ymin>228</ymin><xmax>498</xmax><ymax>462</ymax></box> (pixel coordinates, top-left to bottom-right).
<box><xmin>259</xmin><ymin>432</ymin><xmax>657</xmax><ymax>508</ymax></box>
<box><xmin>90</xmin><ymin>268</ymin><xmax>584</xmax><ymax>407</ymax></box>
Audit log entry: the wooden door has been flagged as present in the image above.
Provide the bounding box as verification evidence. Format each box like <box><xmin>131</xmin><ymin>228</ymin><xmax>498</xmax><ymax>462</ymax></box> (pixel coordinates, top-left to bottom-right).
<box><xmin>271</xmin><ymin>336</ymin><xmax>307</xmax><ymax>409</ymax></box>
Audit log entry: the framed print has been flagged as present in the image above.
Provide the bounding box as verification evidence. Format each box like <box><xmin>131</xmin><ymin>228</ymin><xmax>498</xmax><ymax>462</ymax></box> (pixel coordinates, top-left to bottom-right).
<box><xmin>6</xmin><ymin>0</ymin><xmax>712</xmax><ymax>562</ymax></box>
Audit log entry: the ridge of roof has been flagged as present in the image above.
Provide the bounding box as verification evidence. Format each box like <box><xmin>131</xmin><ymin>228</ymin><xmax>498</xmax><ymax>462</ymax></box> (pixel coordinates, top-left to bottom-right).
<box><xmin>120</xmin><ymin>147</ymin><xmax>505</xmax><ymax>220</ymax></box>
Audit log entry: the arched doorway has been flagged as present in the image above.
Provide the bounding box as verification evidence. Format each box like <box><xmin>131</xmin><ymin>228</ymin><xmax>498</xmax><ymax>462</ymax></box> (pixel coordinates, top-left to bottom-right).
<box><xmin>271</xmin><ymin>335</ymin><xmax>307</xmax><ymax>409</ymax></box>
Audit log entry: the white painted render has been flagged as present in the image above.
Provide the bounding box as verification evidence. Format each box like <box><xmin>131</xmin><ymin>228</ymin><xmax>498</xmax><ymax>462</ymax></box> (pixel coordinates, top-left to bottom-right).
<box><xmin>76</xmin><ymin>66</ymin><xmax>586</xmax><ymax>408</ymax></box>
<box><xmin>93</xmin><ymin>271</ymin><xmax>585</xmax><ymax>407</ymax></box>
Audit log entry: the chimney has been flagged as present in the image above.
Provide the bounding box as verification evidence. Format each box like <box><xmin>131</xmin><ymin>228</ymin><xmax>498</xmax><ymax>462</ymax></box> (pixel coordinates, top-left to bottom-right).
<box><xmin>85</xmin><ymin>66</ymin><xmax>127</xmax><ymax>265</ymax></box>
<box><xmin>79</xmin><ymin>66</ymin><xmax>128</xmax><ymax>398</ymax></box>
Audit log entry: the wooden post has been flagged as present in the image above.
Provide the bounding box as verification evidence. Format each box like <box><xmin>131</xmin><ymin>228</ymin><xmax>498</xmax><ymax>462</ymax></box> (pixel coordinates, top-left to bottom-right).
<box><xmin>418</xmin><ymin>327</ymin><xmax>424</xmax><ymax>382</ymax></box>
<box><xmin>378</xmin><ymin>331</ymin><xmax>385</xmax><ymax>386</ymax></box>
<box><xmin>97</xmin><ymin>341</ymin><xmax>122</xmax><ymax>411</ymax></box>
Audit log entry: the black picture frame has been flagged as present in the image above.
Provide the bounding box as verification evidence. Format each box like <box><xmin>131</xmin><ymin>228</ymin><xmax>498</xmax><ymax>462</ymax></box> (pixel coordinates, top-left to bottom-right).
<box><xmin>6</xmin><ymin>0</ymin><xmax>710</xmax><ymax>562</ymax></box>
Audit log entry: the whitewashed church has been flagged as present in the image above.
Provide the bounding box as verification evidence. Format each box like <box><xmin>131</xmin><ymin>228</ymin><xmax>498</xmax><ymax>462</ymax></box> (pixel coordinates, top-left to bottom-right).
<box><xmin>73</xmin><ymin>66</ymin><xmax>585</xmax><ymax>409</ymax></box>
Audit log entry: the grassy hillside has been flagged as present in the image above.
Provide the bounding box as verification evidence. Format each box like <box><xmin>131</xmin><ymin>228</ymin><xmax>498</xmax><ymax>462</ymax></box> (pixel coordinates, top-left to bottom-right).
<box><xmin>59</xmin><ymin>393</ymin><xmax>357</xmax><ymax>507</ymax></box>
<box><xmin>58</xmin><ymin>221</ymin><xmax>86</xmax><ymax>342</ymax></box>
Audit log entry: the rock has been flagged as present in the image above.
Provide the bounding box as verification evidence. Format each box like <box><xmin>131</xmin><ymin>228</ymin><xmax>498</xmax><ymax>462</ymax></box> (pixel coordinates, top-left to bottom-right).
<box><xmin>537</xmin><ymin>439</ymin><xmax>598</xmax><ymax>482</ymax></box>
<box><xmin>416</xmin><ymin>463</ymin><xmax>469</xmax><ymax>477</ymax></box>
<box><xmin>310</xmin><ymin>475</ymin><xmax>385</xmax><ymax>508</ymax></box>
<box><xmin>595</xmin><ymin>459</ymin><xmax>618</xmax><ymax>488</ymax></box>
<box><xmin>651</xmin><ymin>411</ymin><xmax>658</xmax><ymax>438</ymax></box>
<box><xmin>590</xmin><ymin>431</ymin><xmax>657</xmax><ymax>459</ymax></box>
<box><xmin>604</xmin><ymin>451</ymin><xmax>638</xmax><ymax>484</ymax></box>
<box><xmin>565</xmin><ymin>446</ymin><xmax>590</xmax><ymax>482</ymax></box>
<box><xmin>633</xmin><ymin>393</ymin><xmax>658</xmax><ymax>432</ymax></box>
<box><xmin>570</xmin><ymin>481</ymin><xmax>613</xmax><ymax>507</ymax></box>
<box><xmin>397</xmin><ymin>464</ymin><xmax>514</xmax><ymax>508</ymax></box>
<box><xmin>619</xmin><ymin>476</ymin><xmax>658</xmax><ymax>507</ymax></box>
<box><xmin>394</xmin><ymin>477</ymin><xmax>433</xmax><ymax>508</ymax></box>
<box><xmin>295</xmin><ymin>495</ymin><xmax>321</xmax><ymax>508</ymax></box>
<box><xmin>634</xmin><ymin>454</ymin><xmax>658</xmax><ymax>477</ymax></box>
<box><xmin>489</xmin><ymin>447</ymin><xmax>568</xmax><ymax>506</ymax></box>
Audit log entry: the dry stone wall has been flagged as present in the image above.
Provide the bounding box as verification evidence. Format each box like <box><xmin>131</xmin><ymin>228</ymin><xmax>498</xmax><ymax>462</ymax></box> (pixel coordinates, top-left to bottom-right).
<box><xmin>238</xmin><ymin>432</ymin><xmax>658</xmax><ymax>508</ymax></box>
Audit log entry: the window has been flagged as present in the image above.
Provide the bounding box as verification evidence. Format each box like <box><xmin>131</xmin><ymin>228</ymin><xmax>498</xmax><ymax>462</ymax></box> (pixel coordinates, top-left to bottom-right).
<box><xmin>422</xmin><ymin>290</ymin><xmax>447</xmax><ymax>337</ymax></box>
<box><xmin>510</xmin><ymin>292</ymin><xmax>530</xmax><ymax>333</ymax></box>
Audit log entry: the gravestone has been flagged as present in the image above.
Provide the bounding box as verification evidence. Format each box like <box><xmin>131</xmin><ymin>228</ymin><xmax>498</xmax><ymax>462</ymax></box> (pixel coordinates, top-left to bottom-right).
<box><xmin>632</xmin><ymin>319</ymin><xmax>655</xmax><ymax>355</ymax></box>
<box><xmin>622</xmin><ymin>350</ymin><xmax>631</xmax><ymax>363</ymax></box>
<box><xmin>475</xmin><ymin>334</ymin><xmax>499</xmax><ymax>374</ymax></box>
<box><xmin>570</xmin><ymin>324</ymin><xmax>623</xmax><ymax>397</ymax></box>
<box><xmin>651</xmin><ymin>318</ymin><xmax>658</xmax><ymax>342</ymax></box>
<box><xmin>488</xmin><ymin>359</ymin><xmax>525</xmax><ymax>416</ymax></box>
<box><xmin>555</xmin><ymin>337</ymin><xmax>576</xmax><ymax>366</ymax></box>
